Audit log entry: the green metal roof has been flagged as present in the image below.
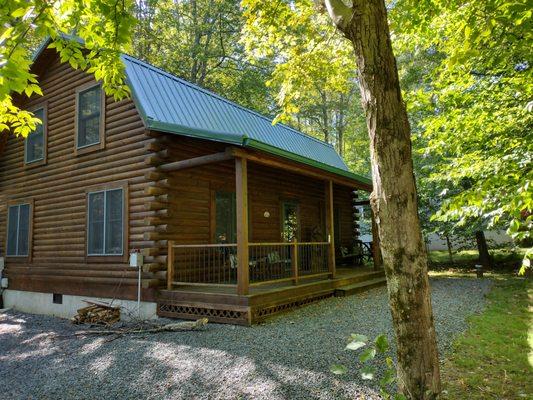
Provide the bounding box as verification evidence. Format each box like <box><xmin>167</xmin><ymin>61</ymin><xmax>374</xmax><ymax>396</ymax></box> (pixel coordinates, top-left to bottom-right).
<box><xmin>121</xmin><ymin>55</ymin><xmax>371</xmax><ymax>185</ymax></box>
<box><xmin>31</xmin><ymin>37</ymin><xmax>370</xmax><ymax>185</ymax></box>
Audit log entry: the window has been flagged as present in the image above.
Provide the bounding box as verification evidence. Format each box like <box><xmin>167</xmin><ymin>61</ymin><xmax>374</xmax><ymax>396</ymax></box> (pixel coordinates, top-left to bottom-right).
<box><xmin>87</xmin><ymin>188</ymin><xmax>124</xmax><ymax>255</ymax></box>
<box><xmin>215</xmin><ymin>191</ymin><xmax>236</xmax><ymax>243</ymax></box>
<box><xmin>6</xmin><ymin>203</ymin><xmax>31</xmax><ymax>257</ymax></box>
<box><xmin>76</xmin><ymin>84</ymin><xmax>102</xmax><ymax>149</ymax></box>
<box><xmin>25</xmin><ymin>108</ymin><xmax>45</xmax><ymax>164</ymax></box>
<box><xmin>281</xmin><ymin>201</ymin><xmax>299</xmax><ymax>242</ymax></box>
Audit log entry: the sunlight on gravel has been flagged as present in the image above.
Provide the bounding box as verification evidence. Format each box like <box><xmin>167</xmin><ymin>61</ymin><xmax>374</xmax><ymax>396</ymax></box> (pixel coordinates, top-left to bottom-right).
<box><xmin>0</xmin><ymin>277</ymin><xmax>492</xmax><ymax>400</ymax></box>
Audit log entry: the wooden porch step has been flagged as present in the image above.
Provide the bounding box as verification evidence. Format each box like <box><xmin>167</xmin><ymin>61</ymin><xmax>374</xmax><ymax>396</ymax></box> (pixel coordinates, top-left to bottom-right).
<box><xmin>334</xmin><ymin>270</ymin><xmax>384</xmax><ymax>286</ymax></box>
<box><xmin>334</xmin><ymin>277</ymin><xmax>387</xmax><ymax>297</ymax></box>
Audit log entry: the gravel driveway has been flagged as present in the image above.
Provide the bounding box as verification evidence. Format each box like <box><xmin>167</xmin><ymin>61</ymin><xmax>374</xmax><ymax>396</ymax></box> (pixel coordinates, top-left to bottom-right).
<box><xmin>0</xmin><ymin>277</ymin><xmax>492</xmax><ymax>400</ymax></box>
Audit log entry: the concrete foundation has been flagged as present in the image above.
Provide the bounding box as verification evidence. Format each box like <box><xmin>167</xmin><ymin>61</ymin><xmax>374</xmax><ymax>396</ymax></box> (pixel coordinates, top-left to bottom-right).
<box><xmin>2</xmin><ymin>289</ymin><xmax>158</xmax><ymax>321</ymax></box>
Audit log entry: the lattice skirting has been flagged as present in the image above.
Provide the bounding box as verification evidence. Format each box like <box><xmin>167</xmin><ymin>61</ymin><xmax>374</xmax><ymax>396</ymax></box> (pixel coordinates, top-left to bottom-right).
<box><xmin>252</xmin><ymin>292</ymin><xmax>334</xmax><ymax>322</ymax></box>
<box><xmin>157</xmin><ymin>302</ymin><xmax>250</xmax><ymax>325</ymax></box>
<box><xmin>157</xmin><ymin>292</ymin><xmax>336</xmax><ymax>325</ymax></box>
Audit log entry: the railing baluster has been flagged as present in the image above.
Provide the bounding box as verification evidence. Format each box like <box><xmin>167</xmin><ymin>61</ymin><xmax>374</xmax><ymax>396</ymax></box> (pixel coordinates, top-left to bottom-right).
<box><xmin>168</xmin><ymin>242</ymin><xmax>329</xmax><ymax>288</ymax></box>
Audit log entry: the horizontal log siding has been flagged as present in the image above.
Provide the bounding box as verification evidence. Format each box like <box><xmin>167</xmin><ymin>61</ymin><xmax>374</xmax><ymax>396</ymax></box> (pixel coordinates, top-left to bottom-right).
<box><xmin>0</xmin><ymin>52</ymin><xmax>158</xmax><ymax>301</ymax></box>
<box><xmin>160</xmin><ymin>136</ymin><xmax>347</xmax><ymax>248</ymax></box>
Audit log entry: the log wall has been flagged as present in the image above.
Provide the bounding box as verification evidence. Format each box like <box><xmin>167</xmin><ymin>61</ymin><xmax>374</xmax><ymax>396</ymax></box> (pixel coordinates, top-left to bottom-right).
<box><xmin>0</xmin><ymin>50</ymin><xmax>359</xmax><ymax>304</ymax></box>
<box><xmin>0</xmin><ymin>50</ymin><xmax>159</xmax><ymax>301</ymax></box>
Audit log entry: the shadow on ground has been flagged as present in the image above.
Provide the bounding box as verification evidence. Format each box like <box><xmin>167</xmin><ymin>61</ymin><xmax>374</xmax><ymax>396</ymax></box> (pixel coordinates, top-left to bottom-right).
<box><xmin>0</xmin><ymin>277</ymin><xmax>492</xmax><ymax>400</ymax></box>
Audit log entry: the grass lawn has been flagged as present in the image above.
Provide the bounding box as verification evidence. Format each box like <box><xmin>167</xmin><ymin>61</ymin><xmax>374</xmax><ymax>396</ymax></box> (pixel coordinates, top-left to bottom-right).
<box><xmin>429</xmin><ymin>247</ymin><xmax>528</xmax><ymax>266</ymax></box>
<box><xmin>440</xmin><ymin>276</ymin><xmax>532</xmax><ymax>399</ymax></box>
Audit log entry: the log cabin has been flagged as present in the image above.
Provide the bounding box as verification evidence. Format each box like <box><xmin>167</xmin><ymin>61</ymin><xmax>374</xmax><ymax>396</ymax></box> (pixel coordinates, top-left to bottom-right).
<box><xmin>0</xmin><ymin>39</ymin><xmax>384</xmax><ymax>325</ymax></box>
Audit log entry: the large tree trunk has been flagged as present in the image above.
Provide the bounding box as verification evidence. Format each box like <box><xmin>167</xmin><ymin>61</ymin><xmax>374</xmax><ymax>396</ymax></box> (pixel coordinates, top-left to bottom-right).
<box><xmin>475</xmin><ymin>230</ymin><xmax>492</xmax><ymax>269</ymax></box>
<box><xmin>324</xmin><ymin>1</ymin><xmax>441</xmax><ymax>398</ymax></box>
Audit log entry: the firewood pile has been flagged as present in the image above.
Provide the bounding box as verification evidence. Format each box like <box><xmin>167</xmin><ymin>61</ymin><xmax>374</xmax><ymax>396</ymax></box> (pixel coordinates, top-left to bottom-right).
<box><xmin>71</xmin><ymin>300</ymin><xmax>120</xmax><ymax>326</ymax></box>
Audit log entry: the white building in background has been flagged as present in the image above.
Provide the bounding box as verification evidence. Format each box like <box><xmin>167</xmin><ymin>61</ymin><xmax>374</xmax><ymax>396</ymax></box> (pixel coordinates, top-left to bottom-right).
<box><xmin>425</xmin><ymin>230</ymin><xmax>514</xmax><ymax>251</ymax></box>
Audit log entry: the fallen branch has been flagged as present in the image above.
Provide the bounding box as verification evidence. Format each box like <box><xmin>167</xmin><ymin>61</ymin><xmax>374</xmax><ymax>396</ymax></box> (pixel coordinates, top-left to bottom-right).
<box><xmin>74</xmin><ymin>318</ymin><xmax>208</xmax><ymax>336</ymax></box>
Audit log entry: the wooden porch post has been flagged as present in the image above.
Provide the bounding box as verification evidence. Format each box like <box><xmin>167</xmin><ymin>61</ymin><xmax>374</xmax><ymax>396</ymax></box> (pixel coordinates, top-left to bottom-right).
<box><xmin>167</xmin><ymin>240</ymin><xmax>175</xmax><ymax>290</ymax></box>
<box><xmin>371</xmin><ymin>210</ymin><xmax>382</xmax><ymax>269</ymax></box>
<box><xmin>325</xmin><ymin>180</ymin><xmax>336</xmax><ymax>278</ymax></box>
<box><xmin>236</xmin><ymin>157</ymin><xmax>250</xmax><ymax>295</ymax></box>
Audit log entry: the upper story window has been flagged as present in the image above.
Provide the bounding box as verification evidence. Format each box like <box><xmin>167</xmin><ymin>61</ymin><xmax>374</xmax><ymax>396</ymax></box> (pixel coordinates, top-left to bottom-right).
<box><xmin>25</xmin><ymin>107</ymin><xmax>46</xmax><ymax>164</ymax></box>
<box><xmin>87</xmin><ymin>188</ymin><xmax>124</xmax><ymax>256</ymax></box>
<box><xmin>76</xmin><ymin>83</ymin><xmax>104</xmax><ymax>151</ymax></box>
<box><xmin>6</xmin><ymin>203</ymin><xmax>31</xmax><ymax>257</ymax></box>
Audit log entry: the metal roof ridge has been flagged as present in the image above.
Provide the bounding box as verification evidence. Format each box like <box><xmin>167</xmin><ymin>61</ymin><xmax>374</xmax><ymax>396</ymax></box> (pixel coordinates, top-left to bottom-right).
<box><xmin>120</xmin><ymin>53</ymin><xmax>338</xmax><ymax>151</ymax></box>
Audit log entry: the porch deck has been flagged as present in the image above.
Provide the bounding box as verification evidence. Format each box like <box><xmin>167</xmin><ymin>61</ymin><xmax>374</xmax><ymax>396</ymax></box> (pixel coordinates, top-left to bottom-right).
<box><xmin>157</xmin><ymin>267</ymin><xmax>386</xmax><ymax>325</ymax></box>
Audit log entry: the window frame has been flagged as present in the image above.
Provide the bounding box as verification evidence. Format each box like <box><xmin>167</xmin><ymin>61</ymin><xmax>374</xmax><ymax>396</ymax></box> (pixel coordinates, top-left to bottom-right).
<box><xmin>280</xmin><ymin>199</ymin><xmax>300</xmax><ymax>242</ymax></box>
<box><xmin>24</xmin><ymin>103</ymin><xmax>48</xmax><ymax>167</ymax></box>
<box><xmin>213</xmin><ymin>190</ymin><xmax>237</xmax><ymax>244</ymax></box>
<box><xmin>74</xmin><ymin>82</ymin><xmax>106</xmax><ymax>156</ymax></box>
<box><xmin>209</xmin><ymin>186</ymin><xmax>252</xmax><ymax>243</ymax></box>
<box><xmin>84</xmin><ymin>182</ymin><xmax>128</xmax><ymax>262</ymax></box>
<box><xmin>5</xmin><ymin>199</ymin><xmax>34</xmax><ymax>261</ymax></box>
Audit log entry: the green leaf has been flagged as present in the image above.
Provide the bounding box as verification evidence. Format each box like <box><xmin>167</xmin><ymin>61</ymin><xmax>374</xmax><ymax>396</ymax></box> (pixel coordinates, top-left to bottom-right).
<box><xmin>380</xmin><ymin>368</ymin><xmax>396</xmax><ymax>386</ymax></box>
<box><xmin>359</xmin><ymin>347</ymin><xmax>377</xmax><ymax>363</ymax></box>
<box><xmin>11</xmin><ymin>8</ymin><xmax>27</xmax><ymax>18</ymax></box>
<box><xmin>330</xmin><ymin>364</ymin><xmax>348</xmax><ymax>375</ymax></box>
<box><xmin>360</xmin><ymin>366</ymin><xmax>375</xmax><ymax>380</ymax></box>
<box><xmin>375</xmin><ymin>334</ymin><xmax>389</xmax><ymax>353</ymax></box>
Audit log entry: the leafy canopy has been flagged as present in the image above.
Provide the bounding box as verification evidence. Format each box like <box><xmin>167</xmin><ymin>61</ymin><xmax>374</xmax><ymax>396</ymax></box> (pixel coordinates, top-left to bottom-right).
<box><xmin>0</xmin><ymin>0</ymin><xmax>135</xmax><ymax>137</ymax></box>
<box><xmin>390</xmin><ymin>0</ymin><xmax>532</xmax><ymax>240</ymax></box>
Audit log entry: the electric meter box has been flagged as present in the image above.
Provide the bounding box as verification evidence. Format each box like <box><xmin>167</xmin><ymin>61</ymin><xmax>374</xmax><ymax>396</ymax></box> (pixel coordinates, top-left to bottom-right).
<box><xmin>129</xmin><ymin>252</ymin><xmax>144</xmax><ymax>268</ymax></box>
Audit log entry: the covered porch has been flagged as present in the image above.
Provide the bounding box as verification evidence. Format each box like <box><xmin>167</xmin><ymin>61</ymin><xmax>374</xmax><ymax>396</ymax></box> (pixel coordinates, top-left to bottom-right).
<box><xmin>156</xmin><ymin>145</ymin><xmax>383</xmax><ymax>324</ymax></box>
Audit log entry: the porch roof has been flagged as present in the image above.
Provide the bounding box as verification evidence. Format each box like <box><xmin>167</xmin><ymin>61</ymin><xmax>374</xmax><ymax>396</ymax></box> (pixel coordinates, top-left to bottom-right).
<box><xmin>121</xmin><ymin>55</ymin><xmax>371</xmax><ymax>186</ymax></box>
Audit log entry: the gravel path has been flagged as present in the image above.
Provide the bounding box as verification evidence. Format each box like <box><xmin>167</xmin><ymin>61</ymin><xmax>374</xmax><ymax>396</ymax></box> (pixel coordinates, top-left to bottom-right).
<box><xmin>0</xmin><ymin>277</ymin><xmax>492</xmax><ymax>400</ymax></box>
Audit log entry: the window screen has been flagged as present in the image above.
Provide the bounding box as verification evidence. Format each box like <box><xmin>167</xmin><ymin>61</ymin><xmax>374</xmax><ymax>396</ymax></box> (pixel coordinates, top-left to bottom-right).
<box><xmin>6</xmin><ymin>204</ymin><xmax>30</xmax><ymax>256</ymax></box>
<box><xmin>87</xmin><ymin>188</ymin><xmax>123</xmax><ymax>255</ymax></box>
<box><xmin>25</xmin><ymin>108</ymin><xmax>45</xmax><ymax>163</ymax></box>
<box><xmin>77</xmin><ymin>85</ymin><xmax>102</xmax><ymax>148</ymax></box>
<box><xmin>215</xmin><ymin>191</ymin><xmax>236</xmax><ymax>243</ymax></box>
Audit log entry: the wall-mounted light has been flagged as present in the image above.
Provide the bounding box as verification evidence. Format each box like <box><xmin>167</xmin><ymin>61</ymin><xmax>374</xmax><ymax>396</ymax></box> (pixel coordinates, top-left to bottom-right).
<box><xmin>263</xmin><ymin>211</ymin><xmax>270</xmax><ymax>218</ymax></box>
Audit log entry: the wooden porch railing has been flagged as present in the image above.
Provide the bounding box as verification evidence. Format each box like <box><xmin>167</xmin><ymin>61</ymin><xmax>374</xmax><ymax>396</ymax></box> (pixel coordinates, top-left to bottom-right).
<box><xmin>167</xmin><ymin>240</ymin><xmax>331</xmax><ymax>291</ymax></box>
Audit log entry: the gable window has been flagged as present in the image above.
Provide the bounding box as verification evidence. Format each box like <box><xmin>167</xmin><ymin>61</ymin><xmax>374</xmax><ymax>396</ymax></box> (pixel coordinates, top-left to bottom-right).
<box><xmin>281</xmin><ymin>201</ymin><xmax>299</xmax><ymax>242</ymax></box>
<box><xmin>76</xmin><ymin>83</ymin><xmax>103</xmax><ymax>150</ymax></box>
<box><xmin>215</xmin><ymin>191</ymin><xmax>236</xmax><ymax>243</ymax></box>
<box><xmin>87</xmin><ymin>188</ymin><xmax>124</xmax><ymax>255</ymax></box>
<box><xmin>6</xmin><ymin>203</ymin><xmax>31</xmax><ymax>257</ymax></box>
<box><xmin>25</xmin><ymin>108</ymin><xmax>46</xmax><ymax>164</ymax></box>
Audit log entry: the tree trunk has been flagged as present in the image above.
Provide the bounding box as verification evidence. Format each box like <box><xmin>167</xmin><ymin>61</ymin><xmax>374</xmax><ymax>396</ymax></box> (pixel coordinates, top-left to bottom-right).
<box><xmin>445</xmin><ymin>235</ymin><xmax>454</xmax><ymax>264</ymax></box>
<box><xmin>475</xmin><ymin>230</ymin><xmax>492</xmax><ymax>269</ymax></box>
<box><xmin>324</xmin><ymin>1</ymin><xmax>441</xmax><ymax>398</ymax></box>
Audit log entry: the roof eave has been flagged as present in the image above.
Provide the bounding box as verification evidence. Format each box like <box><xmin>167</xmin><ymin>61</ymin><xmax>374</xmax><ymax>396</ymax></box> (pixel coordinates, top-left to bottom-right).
<box><xmin>243</xmin><ymin>138</ymin><xmax>372</xmax><ymax>187</ymax></box>
<box><xmin>146</xmin><ymin>120</ymin><xmax>244</xmax><ymax>146</ymax></box>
